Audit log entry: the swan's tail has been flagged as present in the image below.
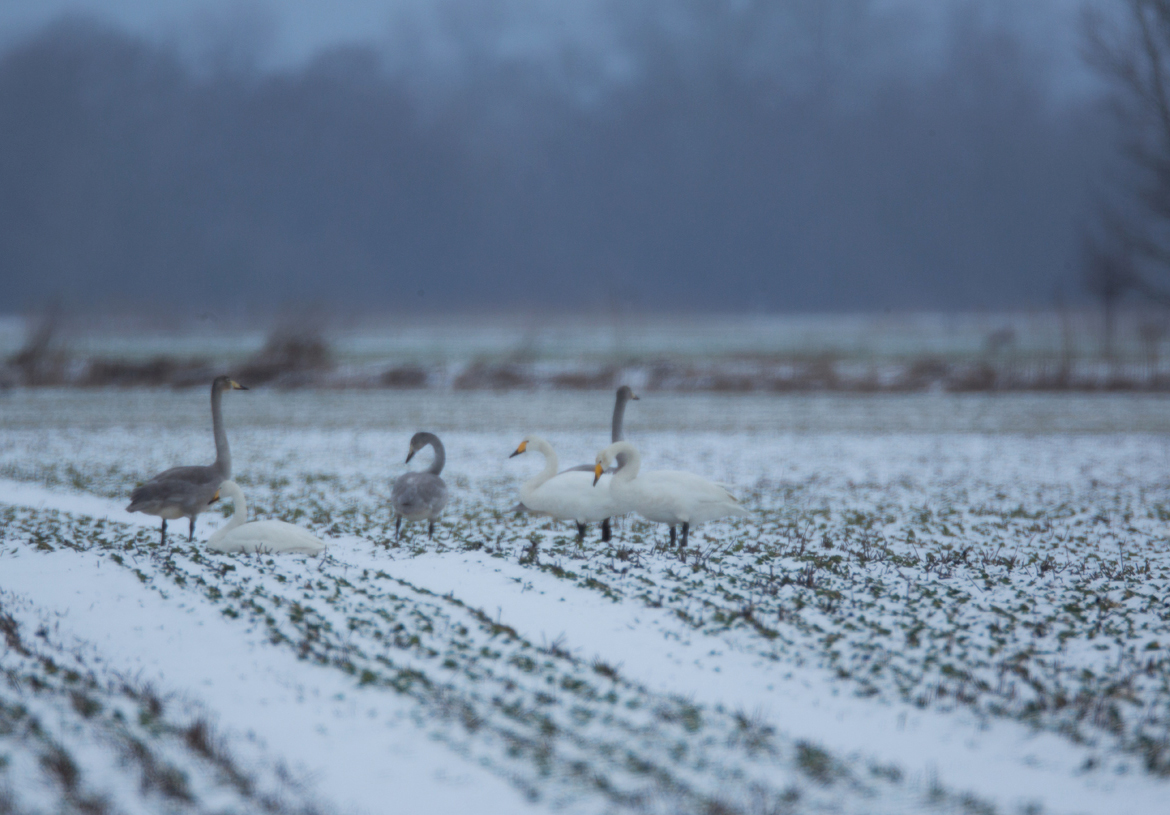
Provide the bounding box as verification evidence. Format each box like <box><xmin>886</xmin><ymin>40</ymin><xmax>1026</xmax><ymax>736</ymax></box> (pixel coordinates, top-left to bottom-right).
<box><xmin>715</xmin><ymin>485</ymin><xmax>753</xmax><ymax>517</ymax></box>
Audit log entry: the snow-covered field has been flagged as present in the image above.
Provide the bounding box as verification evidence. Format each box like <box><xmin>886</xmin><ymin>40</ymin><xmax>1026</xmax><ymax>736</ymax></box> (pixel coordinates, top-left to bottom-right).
<box><xmin>2</xmin><ymin>388</ymin><xmax>1170</xmax><ymax>814</ymax></box>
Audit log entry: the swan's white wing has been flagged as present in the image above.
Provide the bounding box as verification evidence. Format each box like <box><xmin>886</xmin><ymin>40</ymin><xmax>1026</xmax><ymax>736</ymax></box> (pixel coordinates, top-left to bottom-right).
<box><xmin>524</xmin><ymin>471</ymin><xmax>622</xmax><ymax>523</ymax></box>
<box><xmin>628</xmin><ymin>471</ymin><xmax>751</xmax><ymax>525</ymax></box>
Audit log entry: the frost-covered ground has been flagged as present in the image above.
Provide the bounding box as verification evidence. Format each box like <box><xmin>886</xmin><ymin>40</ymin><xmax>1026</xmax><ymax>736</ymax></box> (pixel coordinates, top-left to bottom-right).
<box><xmin>2</xmin><ymin>388</ymin><xmax>1170</xmax><ymax>814</ymax></box>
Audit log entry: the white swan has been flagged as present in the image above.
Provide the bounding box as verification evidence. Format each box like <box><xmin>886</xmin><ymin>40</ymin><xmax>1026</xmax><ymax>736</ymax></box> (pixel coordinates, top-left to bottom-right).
<box><xmin>551</xmin><ymin>385</ymin><xmax>639</xmax><ymax>542</ymax></box>
<box><xmin>509</xmin><ymin>435</ymin><xmax>622</xmax><ymax>540</ymax></box>
<box><xmin>593</xmin><ymin>441</ymin><xmax>751</xmax><ymax>548</ymax></box>
<box><xmin>208</xmin><ymin>481</ymin><xmax>327</xmax><ymax>555</ymax></box>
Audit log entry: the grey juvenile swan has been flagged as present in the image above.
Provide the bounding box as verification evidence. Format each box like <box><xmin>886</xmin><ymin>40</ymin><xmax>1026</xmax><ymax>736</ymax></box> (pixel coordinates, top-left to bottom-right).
<box><xmin>392</xmin><ymin>432</ymin><xmax>449</xmax><ymax>539</ymax></box>
<box><xmin>126</xmin><ymin>376</ymin><xmax>247</xmax><ymax>544</ymax></box>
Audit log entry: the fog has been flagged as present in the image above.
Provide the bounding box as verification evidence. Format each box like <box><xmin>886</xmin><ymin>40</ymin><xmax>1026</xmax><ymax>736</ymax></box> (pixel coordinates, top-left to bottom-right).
<box><xmin>0</xmin><ymin>0</ymin><xmax>1117</xmax><ymax>314</ymax></box>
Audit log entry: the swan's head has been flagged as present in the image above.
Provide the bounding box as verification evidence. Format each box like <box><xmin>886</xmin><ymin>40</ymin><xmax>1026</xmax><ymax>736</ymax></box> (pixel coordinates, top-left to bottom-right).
<box><xmin>594</xmin><ymin>441</ymin><xmax>637</xmax><ymax>484</ymax></box>
<box><xmin>593</xmin><ymin>448</ymin><xmax>615</xmax><ymax>485</ymax></box>
<box><xmin>405</xmin><ymin>431</ymin><xmax>431</xmax><ymax>463</ymax></box>
<box><xmin>215</xmin><ymin>480</ymin><xmax>245</xmax><ymax>507</ymax></box>
<box><xmin>617</xmin><ymin>385</ymin><xmax>639</xmax><ymax>402</ymax></box>
<box><xmin>508</xmin><ymin>438</ymin><xmax>530</xmax><ymax>458</ymax></box>
<box><xmin>213</xmin><ymin>375</ymin><xmax>248</xmax><ymax>392</ymax></box>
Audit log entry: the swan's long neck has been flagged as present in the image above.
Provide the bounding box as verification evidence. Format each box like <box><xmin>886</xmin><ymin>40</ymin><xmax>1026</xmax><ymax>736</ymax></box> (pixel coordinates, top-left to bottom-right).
<box><xmin>221</xmin><ymin>481</ymin><xmax>247</xmax><ymax>532</ymax></box>
<box><xmin>425</xmin><ymin>434</ymin><xmax>445</xmax><ymax>476</ymax></box>
<box><xmin>521</xmin><ymin>439</ymin><xmax>558</xmax><ymax>497</ymax></box>
<box><xmin>211</xmin><ymin>384</ymin><xmax>231</xmax><ymax>478</ymax></box>
<box><xmin>612</xmin><ymin>390</ymin><xmax>630</xmax><ymax>443</ymax></box>
<box><xmin>607</xmin><ymin>442</ymin><xmax>640</xmax><ymax>486</ymax></box>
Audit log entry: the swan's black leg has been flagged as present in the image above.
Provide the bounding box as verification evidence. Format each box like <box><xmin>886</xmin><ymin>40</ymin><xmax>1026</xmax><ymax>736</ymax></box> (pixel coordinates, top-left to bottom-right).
<box><xmin>160</xmin><ymin>519</ymin><xmax>167</xmax><ymax>546</ymax></box>
<box><xmin>601</xmin><ymin>518</ymin><xmax>612</xmax><ymax>542</ymax></box>
<box><xmin>428</xmin><ymin>520</ymin><xmax>435</xmax><ymax>538</ymax></box>
<box><xmin>396</xmin><ymin>516</ymin><xmax>402</xmax><ymax>540</ymax></box>
<box><xmin>576</xmin><ymin>522</ymin><xmax>587</xmax><ymax>540</ymax></box>
<box><xmin>681</xmin><ymin>522</ymin><xmax>689</xmax><ymax>548</ymax></box>
<box><xmin>189</xmin><ymin>517</ymin><xmax>196</xmax><ymax>542</ymax></box>
<box><xmin>669</xmin><ymin>526</ymin><xmax>677</xmax><ymax>548</ymax></box>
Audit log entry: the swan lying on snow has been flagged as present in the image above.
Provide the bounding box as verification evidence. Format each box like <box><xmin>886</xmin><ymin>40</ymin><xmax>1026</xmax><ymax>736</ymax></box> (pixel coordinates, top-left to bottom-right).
<box><xmin>208</xmin><ymin>481</ymin><xmax>327</xmax><ymax>555</ymax></box>
<box><xmin>510</xmin><ymin>435</ymin><xmax>622</xmax><ymax>541</ymax></box>
<box><xmin>593</xmin><ymin>441</ymin><xmax>751</xmax><ymax>548</ymax></box>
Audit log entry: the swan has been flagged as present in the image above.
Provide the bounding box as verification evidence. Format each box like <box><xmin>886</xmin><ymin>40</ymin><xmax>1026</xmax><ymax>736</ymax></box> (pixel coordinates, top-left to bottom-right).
<box><xmin>510</xmin><ymin>435</ymin><xmax>622</xmax><ymax>541</ymax></box>
<box><xmin>127</xmin><ymin>376</ymin><xmax>247</xmax><ymax>544</ymax></box>
<box><xmin>516</xmin><ymin>386</ymin><xmax>639</xmax><ymax>541</ymax></box>
<box><xmin>593</xmin><ymin>441</ymin><xmax>751</xmax><ymax>548</ymax></box>
<box><xmin>391</xmin><ymin>432</ymin><xmax>449</xmax><ymax>539</ymax></box>
<box><xmin>208</xmin><ymin>480</ymin><xmax>326</xmax><ymax>555</ymax></box>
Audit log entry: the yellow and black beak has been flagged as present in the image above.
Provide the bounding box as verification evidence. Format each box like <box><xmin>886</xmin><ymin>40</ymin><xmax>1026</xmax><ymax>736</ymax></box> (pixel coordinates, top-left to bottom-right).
<box><xmin>593</xmin><ymin>463</ymin><xmax>603</xmax><ymax>486</ymax></box>
<box><xmin>229</xmin><ymin>379</ymin><xmax>248</xmax><ymax>390</ymax></box>
<box><xmin>209</xmin><ymin>489</ymin><xmax>220</xmax><ymax>505</ymax></box>
<box><xmin>405</xmin><ymin>448</ymin><xmax>416</xmax><ymax>464</ymax></box>
<box><xmin>509</xmin><ymin>440</ymin><xmax>528</xmax><ymax>459</ymax></box>
<box><xmin>631</xmin><ymin>393</ymin><xmax>640</xmax><ymax>400</ymax></box>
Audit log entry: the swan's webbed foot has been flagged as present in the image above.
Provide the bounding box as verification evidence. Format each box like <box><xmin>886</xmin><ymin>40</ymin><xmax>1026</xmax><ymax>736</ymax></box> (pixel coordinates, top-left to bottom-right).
<box><xmin>601</xmin><ymin>518</ymin><xmax>612</xmax><ymax>543</ymax></box>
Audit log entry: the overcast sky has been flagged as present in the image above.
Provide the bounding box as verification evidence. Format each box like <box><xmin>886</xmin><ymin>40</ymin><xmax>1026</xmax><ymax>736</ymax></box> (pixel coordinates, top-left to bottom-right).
<box><xmin>0</xmin><ymin>0</ymin><xmax>1095</xmax><ymax>85</ymax></box>
<box><xmin>0</xmin><ymin>0</ymin><xmax>1124</xmax><ymax>314</ymax></box>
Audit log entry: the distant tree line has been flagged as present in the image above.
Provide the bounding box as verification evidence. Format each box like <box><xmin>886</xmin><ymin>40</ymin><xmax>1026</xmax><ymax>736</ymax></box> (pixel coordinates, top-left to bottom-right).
<box><xmin>0</xmin><ymin>2</ymin><xmax>1115</xmax><ymax>314</ymax></box>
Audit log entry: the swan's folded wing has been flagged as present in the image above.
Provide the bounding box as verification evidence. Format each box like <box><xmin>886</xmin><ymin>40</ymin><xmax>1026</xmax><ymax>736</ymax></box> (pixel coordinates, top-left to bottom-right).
<box><xmin>559</xmin><ymin>463</ymin><xmax>619</xmax><ymax>475</ymax></box>
<box><xmin>694</xmin><ymin>496</ymin><xmax>753</xmax><ymax>515</ymax></box>
<box><xmin>128</xmin><ymin>471</ymin><xmax>219</xmax><ymax>513</ymax></box>
<box><xmin>523</xmin><ymin>471</ymin><xmax>621</xmax><ymax>521</ymax></box>
<box><xmin>145</xmin><ymin>464</ymin><xmax>220</xmax><ymax>487</ymax></box>
<box><xmin>209</xmin><ymin>520</ymin><xmax>326</xmax><ymax>555</ymax></box>
<box><xmin>393</xmin><ymin>473</ymin><xmax>448</xmax><ymax>517</ymax></box>
<box><xmin>558</xmin><ymin>463</ymin><xmax>595</xmax><ymax>474</ymax></box>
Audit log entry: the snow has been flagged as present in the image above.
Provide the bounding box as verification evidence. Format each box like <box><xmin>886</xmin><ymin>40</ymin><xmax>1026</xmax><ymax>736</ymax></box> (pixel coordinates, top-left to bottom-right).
<box><xmin>1</xmin><ymin>542</ymin><xmax>537</xmax><ymax>815</ymax></box>
<box><xmin>389</xmin><ymin>550</ymin><xmax>1168</xmax><ymax>815</ymax></box>
<box><xmin>4</xmin><ymin>389</ymin><xmax>1170</xmax><ymax>814</ymax></box>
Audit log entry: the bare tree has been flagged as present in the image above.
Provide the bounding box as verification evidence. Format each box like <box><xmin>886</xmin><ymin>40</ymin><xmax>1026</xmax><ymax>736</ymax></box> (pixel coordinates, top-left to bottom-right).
<box><xmin>1084</xmin><ymin>1</ymin><xmax>1170</xmax><ymax>299</ymax></box>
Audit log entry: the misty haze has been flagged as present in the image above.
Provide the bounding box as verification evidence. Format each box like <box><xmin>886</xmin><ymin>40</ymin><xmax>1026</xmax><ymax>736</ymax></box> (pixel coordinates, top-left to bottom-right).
<box><xmin>0</xmin><ymin>0</ymin><xmax>1116</xmax><ymax>314</ymax></box>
